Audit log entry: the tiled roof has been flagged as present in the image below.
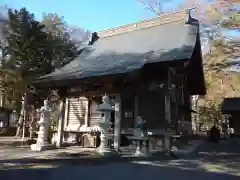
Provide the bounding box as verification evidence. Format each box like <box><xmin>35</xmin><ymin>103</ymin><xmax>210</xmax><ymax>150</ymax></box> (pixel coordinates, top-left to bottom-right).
<box><xmin>38</xmin><ymin>9</ymin><xmax>205</xmax><ymax>95</ymax></box>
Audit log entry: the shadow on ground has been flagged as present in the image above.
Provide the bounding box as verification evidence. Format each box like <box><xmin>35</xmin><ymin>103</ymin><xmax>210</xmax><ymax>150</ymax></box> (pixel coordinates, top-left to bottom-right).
<box><xmin>182</xmin><ymin>137</ymin><xmax>240</xmax><ymax>176</ymax></box>
<box><xmin>0</xmin><ymin>138</ymin><xmax>240</xmax><ymax>180</ymax></box>
<box><xmin>0</xmin><ymin>150</ymin><xmax>174</xmax><ymax>166</ymax></box>
<box><xmin>0</xmin><ymin>158</ymin><xmax>239</xmax><ymax>180</ymax></box>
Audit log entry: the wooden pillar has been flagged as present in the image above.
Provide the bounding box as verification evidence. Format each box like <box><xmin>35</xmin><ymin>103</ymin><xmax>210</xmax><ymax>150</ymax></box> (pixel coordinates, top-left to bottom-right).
<box><xmin>134</xmin><ymin>95</ymin><xmax>139</xmax><ymax>121</ymax></box>
<box><xmin>87</xmin><ymin>98</ymin><xmax>91</xmax><ymax>127</ymax></box>
<box><xmin>171</xmin><ymin>76</ymin><xmax>177</xmax><ymax>135</ymax></box>
<box><xmin>114</xmin><ymin>95</ymin><xmax>121</xmax><ymax>151</ymax></box>
<box><xmin>181</xmin><ymin>83</ymin><xmax>184</xmax><ymax>121</ymax></box>
<box><xmin>164</xmin><ymin>68</ymin><xmax>172</xmax><ymax>151</ymax></box>
<box><xmin>56</xmin><ymin>98</ymin><xmax>66</xmax><ymax>148</ymax></box>
<box><xmin>64</xmin><ymin>98</ymin><xmax>69</xmax><ymax>129</ymax></box>
<box><xmin>84</xmin><ymin>98</ymin><xmax>89</xmax><ymax>127</ymax></box>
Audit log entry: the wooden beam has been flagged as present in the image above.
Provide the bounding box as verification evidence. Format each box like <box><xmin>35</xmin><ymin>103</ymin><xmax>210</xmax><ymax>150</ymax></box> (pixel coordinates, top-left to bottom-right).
<box><xmin>66</xmin><ymin>91</ymin><xmax>119</xmax><ymax>97</ymax></box>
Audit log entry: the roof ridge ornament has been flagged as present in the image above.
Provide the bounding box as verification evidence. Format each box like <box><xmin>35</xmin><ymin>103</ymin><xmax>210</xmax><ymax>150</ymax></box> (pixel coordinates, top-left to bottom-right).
<box><xmin>88</xmin><ymin>32</ymin><xmax>99</xmax><ymax>45</ymax></box>
<box><xmin>185</xmin><ymin>8</ymin><xmax>192</xmax><ymax>24</ymax></box>
<box><xmin>185</xmin><ymin>6</ymin><xmax>199</xmax><ymax>25</ymax></box>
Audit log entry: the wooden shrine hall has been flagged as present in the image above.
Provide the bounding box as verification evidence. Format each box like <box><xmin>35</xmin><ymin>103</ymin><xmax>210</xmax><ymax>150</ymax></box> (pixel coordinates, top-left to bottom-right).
<box><xmin>36</xmin><ymin>9</ymin><xmax>206</xmax><ymax>149</ymax></box>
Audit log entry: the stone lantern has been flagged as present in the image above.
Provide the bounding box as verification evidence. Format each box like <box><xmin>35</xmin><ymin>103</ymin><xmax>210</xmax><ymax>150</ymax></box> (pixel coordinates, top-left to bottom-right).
<box><xmin>96</xmin><ymin>94</ymin><xmax>114</xmax><ymax>155</ymax></box>
<box><xmin>133</xmin><ymin>116</ymin><xmax>149</xmax><ymax>157</ymax></box>
<box><xmin>31</xmin><ymin>99</ymin><xmax>55</xmax><ymax>151</ymax></box>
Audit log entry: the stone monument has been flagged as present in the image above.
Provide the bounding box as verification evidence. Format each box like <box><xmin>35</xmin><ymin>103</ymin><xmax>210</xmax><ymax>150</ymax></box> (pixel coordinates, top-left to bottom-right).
<box><xmin>133</xmin><ymin>116</ymin><xmax>149</xmax><ymax>157</ymax></box>
<box><xmin>31</xmin><ymin>99</ymin><xmax>55</xmax><ymax>151</ymax></box>
<box><xmin>96</xmin><ymin>94</ymin><xmax>114</xmax><ymax>156</ymax></box>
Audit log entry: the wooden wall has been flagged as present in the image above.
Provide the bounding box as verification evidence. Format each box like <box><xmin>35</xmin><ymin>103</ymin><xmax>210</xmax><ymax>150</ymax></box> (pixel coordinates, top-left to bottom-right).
<box><xmin>89</xmin><ymin>97</ymin><xmax>102</xmax><ymax>127</ymax></box>
<box><xmin>120</xmin><ymin>93</ymin><xmax>135</xmax><ymax>129</ymax></box>
<box><xmin>138</xmin><ymin>91</ymin><xmax>165</xmax><ymax>129</ymax></box>
<box><xmin>63</xmin><ymin>73</ymin><xmax>192</xmax><ymax>134</ymax></box>
<box><xmin>64</xmin><ymin>96</ymin><xmax>102</xmax><ymax>132</ymax></box>
<box><xmin>120</xmin><ymin>91</ymin><xmax>166</xmax><ymax>131</ymax></box>
<box><xmin>120</xmin><ymin>73</ymin><xmax>192</xmax><ymax>133</ymax></box>
<box><xmin>64</xmin><ymin>97</ymin><xmax>88</xmax><ymax>131</ymax></box>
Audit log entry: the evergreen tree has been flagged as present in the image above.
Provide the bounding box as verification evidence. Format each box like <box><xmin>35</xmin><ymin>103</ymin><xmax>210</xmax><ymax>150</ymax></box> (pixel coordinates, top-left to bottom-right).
<box><xmin>0</xmin><ymin>7</ymin><xmax>83</xmax><ymax>136</ymax></box>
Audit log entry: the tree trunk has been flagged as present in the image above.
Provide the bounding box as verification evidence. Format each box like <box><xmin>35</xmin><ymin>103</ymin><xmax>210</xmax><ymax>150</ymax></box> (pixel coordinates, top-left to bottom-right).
<box><xmin>15</xmin><ymin>94</ymin><xmax>27</xmax><ymax>137</ymax></box>
<box><xmin>15</xmin><ymin>111</ymin><xmax>24</xmax><ymax>137</ymax></box>
<box><xmin>21</xmin><ymin>107</ymin><xmax>27</xmax><ymax>142</ymax></box>
<box><xmin>192</xmin><ymin>95</ymin><xmax>199</xmax><ymax>133</ymax></box>
<box><xmin>0</xmin><ymin>74</ymin><xmax>5</xmax><ymax>107</ymax></box>
<box><xmin>15</xmin><ymin>116</ymin><xmax>23</xmax><ymax>136</ymax></box>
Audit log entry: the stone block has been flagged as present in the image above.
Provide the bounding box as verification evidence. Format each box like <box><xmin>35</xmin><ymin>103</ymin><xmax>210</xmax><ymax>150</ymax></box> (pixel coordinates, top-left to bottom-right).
<box><xmin>31</xmin><ymin>143</ymin><xmax>56</xmax><ymax>152</ymax></box>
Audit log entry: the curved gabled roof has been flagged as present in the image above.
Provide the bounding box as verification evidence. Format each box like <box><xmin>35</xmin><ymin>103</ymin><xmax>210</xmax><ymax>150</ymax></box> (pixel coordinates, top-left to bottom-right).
<box><xmin>38</xmin><ymin>9</ymin><xmax>205</xmax><ymax>95</ymax></box>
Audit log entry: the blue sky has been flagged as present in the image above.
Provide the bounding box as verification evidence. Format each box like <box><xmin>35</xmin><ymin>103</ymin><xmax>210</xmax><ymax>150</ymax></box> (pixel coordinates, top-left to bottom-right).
<box><xmin>1</xmin><ymin>0</ymin><xmax>238</xmax><ymax>39</ymax></box>
<box><xmin>0</xmin><ymin>0</ymin><xmax>183</xmax><ymax>31</ymax></box>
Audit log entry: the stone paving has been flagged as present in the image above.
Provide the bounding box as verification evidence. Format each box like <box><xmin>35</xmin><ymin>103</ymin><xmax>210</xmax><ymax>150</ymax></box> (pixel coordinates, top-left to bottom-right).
<box><xmin>1</xmin><ymin>137</ymin><xmax>240</xmax><ymax>180</ymax></box>
<box><xmin>0</xmin><ymin>137</ymin><xmax>203</xmax><ymax>161</ymax></box>
<box><xmin>0</xmin><ymin>146</ymin><xmax>94</xmax><ymax>160</ymax></box>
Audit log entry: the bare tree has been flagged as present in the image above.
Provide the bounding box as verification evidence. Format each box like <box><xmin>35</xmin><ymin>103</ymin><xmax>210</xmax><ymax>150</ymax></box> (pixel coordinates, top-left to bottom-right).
<box><xmin>137</xmin><ymin>0</ymin><xmax>175</xmax><ymax>15</ymax></box>
<box><xmin>67</xmin><ymin>25</ymin><xmax>91</xmax><ymax>48</ymax></box>
<box><xmin>42</xmin><ymin>13</ymin><xmax>91</xmax><ymax>49</ymax></box>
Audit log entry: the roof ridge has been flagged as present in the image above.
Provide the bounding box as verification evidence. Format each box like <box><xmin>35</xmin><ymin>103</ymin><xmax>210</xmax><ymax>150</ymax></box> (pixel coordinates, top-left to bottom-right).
<box><xmin>97</xmin><ymin>9</ymin><xmax>190</xmax><ymax>38</ymax></box>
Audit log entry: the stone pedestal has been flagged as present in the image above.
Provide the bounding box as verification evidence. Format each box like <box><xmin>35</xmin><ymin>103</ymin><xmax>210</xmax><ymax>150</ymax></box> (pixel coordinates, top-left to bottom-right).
<box><xmin>31</xmin><ymin>100</ymin><xmax>55</xmax><ymax>152</ymax></box>
<box><xmin>171</xmin><ymin>137</ymin><xmax>178</xmax><ymax>151</ymax></box>
<box><xmin>164</xmin><ymin>135</ymin><xmax>170</xmax><ymax>151</ymax></box>
<box><xmin>97</xmin><ymin>123</ymin><xmax>114</xmax><ymax>156</ymax></box>
<box><xmin>134</xmin><ymin>138</ymin><xmax>150</xmax><ymax>157</ymax></box>
<box><xmin>31</xmin><ymin>142</ymin><xmax>55</xmax><ymax>152</ymax></box>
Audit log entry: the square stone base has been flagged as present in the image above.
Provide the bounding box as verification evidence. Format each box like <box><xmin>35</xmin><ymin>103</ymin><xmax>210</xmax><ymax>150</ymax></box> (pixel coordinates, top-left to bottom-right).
<box><xmin>92</xmin><ymin>148</ymin><xmax>116</xmax><ymax>157</ymax></box>
<box><xmin>31</xmin><ymin>143</ymin><xmax>56</xmax><ymax>152</ymax></box>
<box><xmin>133</xmin><ymin>149</ymin><xmax>151</xmax><ymax>157</ymax></box>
